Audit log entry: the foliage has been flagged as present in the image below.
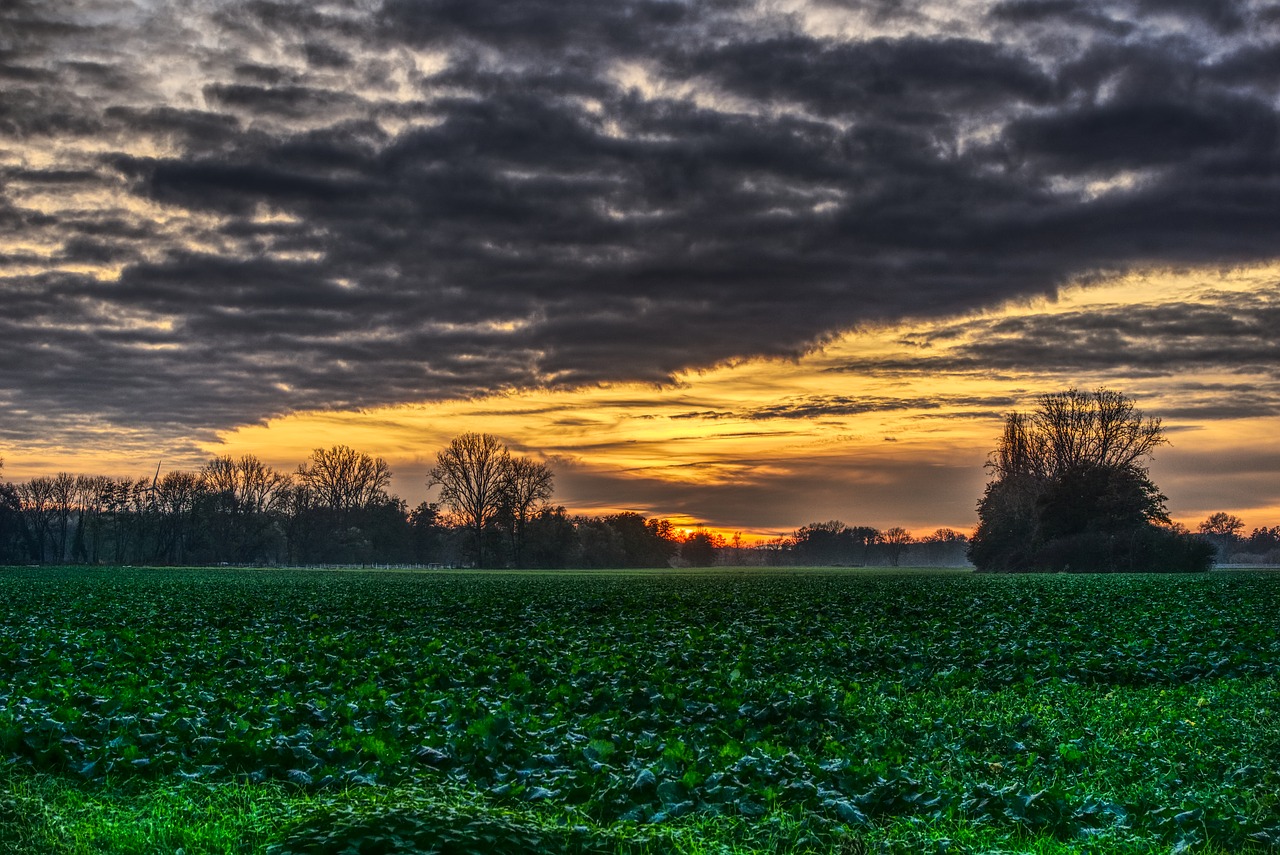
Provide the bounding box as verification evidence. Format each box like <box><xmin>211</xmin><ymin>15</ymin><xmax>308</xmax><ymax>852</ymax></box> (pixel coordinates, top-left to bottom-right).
<box><xmin>790</xmin><ymin>522</ymin><xmax>879</xmax><ymax>566</ymax></box>
<box><xmin>1</xmin><ymin>566</ymin><xmax>1277</xmax><ymax>853</ymax></box>
<box><xmin>679</xmin><ymin>530</ymin><xmax>725</xmax><ymax>567</ymax></box>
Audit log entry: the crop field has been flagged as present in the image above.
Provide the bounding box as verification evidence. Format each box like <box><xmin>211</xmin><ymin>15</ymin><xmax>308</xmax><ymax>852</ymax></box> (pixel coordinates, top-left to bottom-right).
<box><xmin>1</xmin><ymin>566</ymin><xmax>1278</xmax><ymax>854</ymax></box>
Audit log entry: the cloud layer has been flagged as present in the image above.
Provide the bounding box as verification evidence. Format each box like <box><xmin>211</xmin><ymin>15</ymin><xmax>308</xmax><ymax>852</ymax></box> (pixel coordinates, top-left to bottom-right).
<box><xmin>5</xmin><ymin>0</ymin><xmax>1280</xmax><ymax>443</ymax></box>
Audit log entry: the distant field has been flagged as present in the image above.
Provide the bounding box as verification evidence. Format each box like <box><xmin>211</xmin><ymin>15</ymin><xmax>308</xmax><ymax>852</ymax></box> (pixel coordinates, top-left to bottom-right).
<box><xmin>1</xmin><ymin>566</ymin><xmax>1278</xmax><ymax>853</ymax></box>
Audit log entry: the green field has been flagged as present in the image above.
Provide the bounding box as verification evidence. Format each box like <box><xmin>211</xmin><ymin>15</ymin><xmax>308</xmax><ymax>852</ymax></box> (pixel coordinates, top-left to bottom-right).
<box><xmin>1</xmin><ymin>566</ymin><xmax>1277</xmax><ymax>853</ymax></box>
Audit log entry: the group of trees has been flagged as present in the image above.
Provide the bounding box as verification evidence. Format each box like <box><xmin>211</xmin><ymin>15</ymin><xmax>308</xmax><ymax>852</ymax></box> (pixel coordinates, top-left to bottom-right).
<box><xmin>0</xmin><ymin>391</ymin><xmax>1267</xmax><ymax>572</ymax></box>
<box><xmin>1196</xmin><ymin>512</ymin><xmax>1280</xmax><ymax>564</ymax></box>
<box><xmin>0</xmin><ymin>449</ymin><xmax>412</xmax><ymax>566</ymax></box>
<box><xmin>969</xmin><ymin>389</ymin><xmax>1215</xmax><ymax>573</ymax></box>
<box><xmin>0</xmin><ymin>442</ymin><xmax>692</xmax><ymax>568</ymax></box>
<box><xmin>0</xmin><ymin>441</ymin><xmax>965</xmax><ymax>569</ymax></box>
<box><xmin>780</xmin><ymin>521</ymin><xmax>969</xmax><ymax>567</ymax></box>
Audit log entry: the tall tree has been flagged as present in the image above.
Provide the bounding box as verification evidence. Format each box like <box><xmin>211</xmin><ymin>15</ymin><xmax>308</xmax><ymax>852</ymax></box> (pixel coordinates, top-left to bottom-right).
<box><xmin>429</xmin><ymin>433</ymin><xmax>509</xmax><ymax>567</ymax></box>
<box><xmin>0</xmin><ymin>459</ymin><xmax>23</xmax><ymax>563</ymax></box>
<box><xmin>153</xmin><ymin>470</ymin><xmax>206</xmax><ymax>564</ymax></box>
<box><xmin>48</xmin><ymin>472</ymin><xmax>77</xmax><ymax>563</ymax></box>
<box><xmin>18</xmin><ymin>476</ymin><xmax>56</xmax><ymax>562</ymax></box>
<box><xmin>500</xmin><ymin>456</ymin><xmax>554</xmax><ymax>567</ymax></box>
<box><xmin>202</xmin><ymin>455</ymin><xmax>292</xmax><ymax>563</ymax></box>
<box><xmin>1198</xmin><ymin>512</ymin><xmax>1245</xmax><ymax>563</ymax></box>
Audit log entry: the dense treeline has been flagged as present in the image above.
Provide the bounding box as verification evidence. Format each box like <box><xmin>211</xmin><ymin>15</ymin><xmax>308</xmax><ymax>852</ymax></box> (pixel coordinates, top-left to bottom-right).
<box><xmin>0</xmin><ymin>448</ymin><xmax>966</xmax><ymax>568</ymax></box>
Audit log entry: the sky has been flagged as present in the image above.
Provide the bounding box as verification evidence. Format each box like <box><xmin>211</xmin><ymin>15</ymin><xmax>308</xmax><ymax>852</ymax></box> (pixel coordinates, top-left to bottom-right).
<box><xmin>3</xmin><ymin>0</ymin><xmax>1280</xmax><ymax>539</ymax></box>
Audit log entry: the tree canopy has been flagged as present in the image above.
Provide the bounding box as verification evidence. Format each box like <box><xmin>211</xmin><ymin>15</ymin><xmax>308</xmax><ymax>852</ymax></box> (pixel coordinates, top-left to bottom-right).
<box><xmin>969</xmin><ymin>389</ymin><xmax>1212</xmax><ymax>573</ymax></box>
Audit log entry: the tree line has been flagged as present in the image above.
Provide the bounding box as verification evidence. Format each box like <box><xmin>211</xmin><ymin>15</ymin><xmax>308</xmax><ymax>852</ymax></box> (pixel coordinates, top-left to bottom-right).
<box><xmin>0</xmin><ymin>390</ymin><xmax>1265</xmax><ymax>571</ymax></box>
<box><xmin>0</xmin><ymin>435</ymin><xmax>966</xmax><ymax>569</ymax></box>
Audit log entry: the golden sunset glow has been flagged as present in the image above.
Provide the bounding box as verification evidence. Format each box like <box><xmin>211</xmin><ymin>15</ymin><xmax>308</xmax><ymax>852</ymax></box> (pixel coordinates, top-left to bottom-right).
<box><xmin>161</xmin><ymin>264</ymin><xmax>1280</xmax><ymax>540</ymax></box>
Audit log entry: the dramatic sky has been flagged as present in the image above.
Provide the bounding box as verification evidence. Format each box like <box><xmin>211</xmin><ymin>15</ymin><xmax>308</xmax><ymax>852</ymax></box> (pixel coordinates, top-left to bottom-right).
<box><xmin>4</xmin><ymin>0</ymin><xmax>1280</xmax><ymax>537</ymax></box>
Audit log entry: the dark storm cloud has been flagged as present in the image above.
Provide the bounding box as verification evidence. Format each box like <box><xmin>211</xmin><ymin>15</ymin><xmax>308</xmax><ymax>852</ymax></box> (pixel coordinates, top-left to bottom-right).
<box><xmin>683</xmin><ymin>35</ymin><xmax>1057</xmax><ymax>116</ymax></box>
<box><xmin>5</xmin><ymin>0</ymin><xmax>1280</xmax><ymax>445</ymax></box>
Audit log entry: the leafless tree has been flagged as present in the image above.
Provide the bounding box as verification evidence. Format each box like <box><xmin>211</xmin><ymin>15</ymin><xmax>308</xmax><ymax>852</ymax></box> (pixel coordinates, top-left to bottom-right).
<box><xmin>297</xmin><ymin>445</ymin><xmax>390</xmax><ymax>517</ymax></box>
<box><xmin>881</xmin><ymin>526</ymin><xmax>913</xmax><ymax>567</ymax></box>
<box><xmin>18</xmin><ymin>476</ymin><xmax>56</xmax><ymax>562</ymax></box>
<box><xmin>202</xmin><ymin>455</ymin><xmax>293</xmax><ymax>562</ymax></box>
<box><xmin>49</xmin><ymin>472</ymin><xmax>77</xmax><ymax>563</ymax></box>
<box><xmin>429</xmin><ymin>432</ymin><xmax>510</xmax><ymax>567</ymax></box>
<box><xmin>501</xmin><ymin>455</ymin><xmax>554</xmax><ymax>566</ymax></box>
<box><xmin>204</xmin><ymin>455</ymin><xmax>291</xmax><ymax>515</ymax></box>
<box><xmin>154</xmin><ymin>470</ymin><xmax>205</xmax><ymax>564</ymax></box>
<box><xmin>993</xmin><ymin>388</ymin><xmax>1166</xmax><ymax>482</ymax></box>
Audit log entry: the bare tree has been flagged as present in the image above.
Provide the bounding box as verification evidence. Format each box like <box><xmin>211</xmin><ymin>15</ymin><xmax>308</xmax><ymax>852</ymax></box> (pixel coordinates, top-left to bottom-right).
<box><xmin>881</xmin><ymin>526</ymin><xmax>913</xmax><ymax>567</ymax></box>
<box><xmin>154</xmin><ymin>470</ymin><xmax>205</xmax><ymax>564</ymax></box>
<box><xmin>971</xmin><ymin>388</ymin><xmax>1208</xmax><ymax>573</ymax></box>
<box><xmin>18</xmin><ymin>476</ymin><xmax>56</xmax><ymax>562</ymax></box>
<box><xmin>202</xmin><ymin>455</ymin><xmax>292</xmax><ymax>562</ymax></box>
<box><xmin>297</xmin><ymin>445</ymin><xmax>391</xmax><ymax>517</ymax></box>
<box><xmin>49</xmin><ymin>472</ymin><xmax>77</xmax><ymax>563</ymax></box>
<box><xmin>429</xmin><ymin>433</ymin><xmax>510</xmax><ymax>567</ymax></box>
<box><xmin>994</xmin><ymin>388</ymin><xmax>1166</xmax><ymax>482</ymax></box>
<box><xmin>501</xmin><ymin>455</ymin><xmax>554</xmax><ymax>567</ymax></box>
<box><xmin>204</xmin><ymin>455</ymin><xmax>290</xmax><ymax>515</ymax></box>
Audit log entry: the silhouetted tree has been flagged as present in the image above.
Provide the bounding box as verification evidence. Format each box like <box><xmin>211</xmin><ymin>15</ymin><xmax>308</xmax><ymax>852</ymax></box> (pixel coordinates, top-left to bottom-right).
<box><xmin>1241</xmin><ymin>526</ymin><xmax>1280</xmax><ymax>564</ymax></box>
<box><xmin>523</xmin><ymin>506</ymin><xmax>577</xmax><ymax>568</ymax></box>
<box><xmin>970</xmin><ymin>389</ymin><xmax>1211</xmax><ymax>572</ymax></box>
<box><xmin>202</xmin><ymin>455</ymin><xmax>291</xmax><ymax>563</ymax></box>
<box><xmin>603</xmin><ymin>513</ymin><xmax>678</xmax><ymax>568</ymax></box>
<box><xmin>880</xmin><ymin>526</ymin><xmax>913</xmax><ymax>567</ymax></box>
<box><xmin>572</xmin><ymin>515</ymin><xmax>626</xmax><ymax>568</ymax></box>
<box><xmin>297</xmin><ymin>446</ymin><xmax>391</xmax><ymax>518</ymax></box>
<box><xmin>915</xmin><ymin>528</ymin><xmax>970</xmax><ymax>566</ymax></box>
<box><xmin>0</xmin><ymin>459</ymin><xmax>23</xmax><ymax>563</ymax></box>
<box><xmin>791</xmin><ymin>521</ymin><xmax>881</xmax><ymax>566</ymax></box>
<box><xmin>408</xmin><ymin>502</ymin><xmax>446</xmax><ymax>564</ymax></box>
<box><xmin>499</xmin><ymin>456</ymin><xmax>554</xmax><ymax>567</ymax></box>
<box><xmin>1198</xmin><ymin>512</ymin><xmax>1245</xmax><ymax>563</ymax></box>
<box><xmin>153</xmin><ymin>470</ymin><xmax>205</xmax><ymax>564</ymax></box>
<box><xmin>430</xmin><ymin>433</ymin><xmax>510</xmax><ymax>567</ymax></box>
<box><xmin>18</xmin><ymin>476</ymin><xmax>56</xmax><ymax>562</ymax></box>
<box><xmin>680</xmin><ymin>530</ymin><xmax>724</xmax><ymax>567</ymax></box>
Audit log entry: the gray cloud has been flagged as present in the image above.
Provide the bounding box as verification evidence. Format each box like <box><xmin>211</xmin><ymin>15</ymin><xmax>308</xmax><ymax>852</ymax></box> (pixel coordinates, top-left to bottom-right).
<box><xmin>836</xmin><ymin>292</ymin><xmax>1280</xmax><ymax>378</ymax></box>
<box><xmin>4</xmin><ymin>0</ymin><xmax>1280</xmax><ymax>447</ymax></box>
<box><xmin>671</xmin><ymin>394</ymin><xmax>1018</xmax><ymax>421</ymax></box>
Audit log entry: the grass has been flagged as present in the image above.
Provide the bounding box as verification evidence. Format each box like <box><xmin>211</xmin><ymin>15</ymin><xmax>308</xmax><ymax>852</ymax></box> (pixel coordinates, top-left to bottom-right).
<box><xmin>4</xmin><ymin>772</ymin><xmax>1254</xmax><ymax>854</ymax></box>
<box><xmin>1</xmin><ymin>565</ymin><xmax>1277</xmax><ymax>853</ymax></box>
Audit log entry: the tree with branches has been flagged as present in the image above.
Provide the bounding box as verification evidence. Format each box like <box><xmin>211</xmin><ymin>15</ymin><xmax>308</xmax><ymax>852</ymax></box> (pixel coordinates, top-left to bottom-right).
<box><xmin>500</xmin><ymin>455</ymin><xmax>554</xmax><ymax>568</ymax></box>
<box><xmin>297</xmin><ymin>446</ymin><xmax>391</xmax><ymax>517</ymax></box>
<box><xmin>970</xmin><ymin>389</ymin><xmax>1210</xmax><ymax>573</ymax></box>
<box><xmin>429</xmin><ymin>433</ymin><xmax>511</xmax><ymax>568</ymax></box>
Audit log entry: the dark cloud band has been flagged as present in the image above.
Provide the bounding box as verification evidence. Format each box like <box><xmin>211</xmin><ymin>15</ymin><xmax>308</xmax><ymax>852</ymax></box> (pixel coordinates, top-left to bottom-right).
<box><xmin>4</xmin><ymin>0</ymin><xmax>1280</xmax><ymax>445</ymax></box>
